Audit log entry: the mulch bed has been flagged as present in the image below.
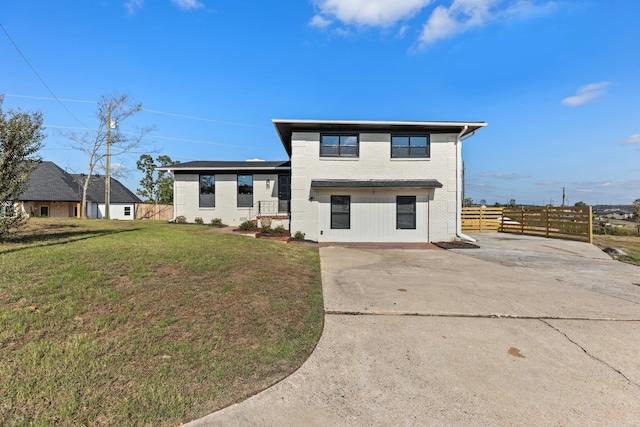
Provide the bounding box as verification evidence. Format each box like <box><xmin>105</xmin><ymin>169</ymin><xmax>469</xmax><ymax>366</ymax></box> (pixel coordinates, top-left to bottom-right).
<box><xmin>433</xmin><ymin>241</ymin><xmax>480</xmax><ymax>249</ymax></box>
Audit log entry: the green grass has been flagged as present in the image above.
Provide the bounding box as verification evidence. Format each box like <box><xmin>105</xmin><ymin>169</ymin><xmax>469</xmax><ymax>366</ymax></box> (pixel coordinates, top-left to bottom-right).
<box><xmin>593</xmin><ymin>234</ymin><xmax>640</xmax><ymax>265</ymax></box>
<box><xmin>0</xmin><ymin>218</ymin><xmax>323</xmax><ymax>426</ymax></box>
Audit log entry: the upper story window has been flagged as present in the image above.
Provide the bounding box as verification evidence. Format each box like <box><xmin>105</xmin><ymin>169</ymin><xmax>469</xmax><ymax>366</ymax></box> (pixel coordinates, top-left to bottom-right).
<box><xmin>391</xmin><ymin>135</ymin><xmax>430</xmax><ymax>158</ymax></box>
<box><xmin>237</xmin><ymin>174</ymin><xmax>253</xmax><ymax>207</ymax></box>
<box><xmin>200</xmin><ymin>175</ymin><xmax>215</xmax><ymax>207</ymax></box>
<box><xmin>320</xmin><ymin>134</ymin><xmax>359</xmax><ymax>157</ymax></box>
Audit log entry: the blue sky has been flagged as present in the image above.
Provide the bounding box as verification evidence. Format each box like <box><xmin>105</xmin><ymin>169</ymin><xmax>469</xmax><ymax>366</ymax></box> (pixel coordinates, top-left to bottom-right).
<box><xmin>1</xmin><ymin>0</ymin><xmax>639</xmax><ymax>206</ymax></box>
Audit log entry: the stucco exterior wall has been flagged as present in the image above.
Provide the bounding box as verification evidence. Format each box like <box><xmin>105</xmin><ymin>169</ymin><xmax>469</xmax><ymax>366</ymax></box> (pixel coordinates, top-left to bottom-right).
<box><xmin>173</xmin><ymin>173</ymin><xmax>287</xmax><ymax>228</ymax></box>
<box><xmin>290</xmin><ymin>132</ymin><xmax>459</xmax><ymax>242</ymax></box>
<box><xmin>22</xmin><ymin>201</ymin><xmax>79</xmax><ymax>218</ymax></box>
<box><xmin>96</xmin><ymin>203</ymin><xmax>136</xmax><ymax>220</ymax></box>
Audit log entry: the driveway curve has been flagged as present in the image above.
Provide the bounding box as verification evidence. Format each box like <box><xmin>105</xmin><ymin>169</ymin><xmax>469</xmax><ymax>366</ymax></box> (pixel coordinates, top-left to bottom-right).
<box><xmin>184</xmin><ymin>234</ymin><xmax>640</xmax><ymax>426</ymax></box>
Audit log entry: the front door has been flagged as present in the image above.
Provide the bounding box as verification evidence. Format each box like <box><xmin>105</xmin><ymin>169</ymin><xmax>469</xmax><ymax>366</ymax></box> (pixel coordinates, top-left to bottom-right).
<box><xmin>278</xmin><ymin>175</ymin><xmax>291</xmax><ymax>213</ymax></box>
<box><xmin>40</xmin><ymin>206</ymin><xmax>49</xmax><ymax>217</ymax></box>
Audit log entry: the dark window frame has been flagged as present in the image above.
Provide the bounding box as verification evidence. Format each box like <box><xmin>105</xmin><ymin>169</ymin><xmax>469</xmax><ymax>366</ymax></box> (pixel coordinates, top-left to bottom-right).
<box><xmin>199</xmin><ymin>175</ymin><xmax>216</xmax><ymax>208</ymax></box>
<box><xmin>391</xmin><ymin>134</ymin><xmax>430</xmax><ymax>158</ymax></box>
<box><xmin>320</xmin><ymin>134</ymin><xmax>359</xmax><ymax>158</ymax></box>
<box><xmin>124</xmin><ymin>206</ymin><xmax>131</xmax><ymax>216</ymax></box>
<box><xmin>237</xmin><ymin>174</ymin><xmax>254</xmax><ymax>208</ymax></box>
<box><xmin>330</xmin><ymin>195</ymin><xmax>351</xmax><ymax>229</ymax></box>
<box><xmin>396</xmin><ymin>196</ymin><xmax>417</xmax><ymax>229</ymax></box>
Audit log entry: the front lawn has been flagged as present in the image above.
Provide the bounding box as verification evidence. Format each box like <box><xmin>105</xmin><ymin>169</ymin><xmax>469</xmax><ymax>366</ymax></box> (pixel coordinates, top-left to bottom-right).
<box><xmin>0</xmin><ymin>219</ymin><xmax>323</xmax><ymax>426</ymax></box>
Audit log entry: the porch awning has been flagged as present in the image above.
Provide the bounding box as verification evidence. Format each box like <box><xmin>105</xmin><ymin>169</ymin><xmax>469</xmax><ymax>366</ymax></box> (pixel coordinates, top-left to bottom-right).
<box><xmin>310</xmin><ymin>179</ymin><xmax>443</xmax><ymax>189</ymax></box>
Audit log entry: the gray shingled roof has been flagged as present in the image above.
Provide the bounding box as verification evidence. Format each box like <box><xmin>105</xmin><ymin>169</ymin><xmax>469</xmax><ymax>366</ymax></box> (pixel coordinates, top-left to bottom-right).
<box><xmin>20</xmin><ymin>161</ymin><xmax>141</xmax><ymax>204</ymax></box>
<box><xmin>72</xmin><ymin>174</ymin><xmax>142</xmax><ymax>204</ymax></box>
<box><xmin>158</xmin><ymin>160</ymin><xmax>291</xmax><ymax>171</ymax></box>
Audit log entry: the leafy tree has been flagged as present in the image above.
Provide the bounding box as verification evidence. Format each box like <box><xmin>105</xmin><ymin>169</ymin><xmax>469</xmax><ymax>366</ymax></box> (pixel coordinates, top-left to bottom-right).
<box><xmin>574</xmin><ymin>201</ymin><xmax>588</xmax><ymax>208</ymax></box>
<box><xmin>463</xmin><ymin>197</ymin><xmax>473</xmax><ymax>207</ymax></box>
<box><xmin>479</xmin><ymin>199</ymin><xmax>487</xmax><ymax>206</ymax></box>
<box><xmin>136</xmin><ymin>154</ymin><xmax>178</xmax><ymax>204</ymax></box>
<box><xmin>66</xmin><ymin>93</ymin><xmax>154</xmax><ymax>218</ymax></box>
<box><xmin>0</xmin><ymin>95</ymin><xmax>44</xmax><ymax>238</ymax></box>
<box><xmin>508</xmin><ymin>199</ymin><xmax>516</xmax><ymax>207</ymax></box>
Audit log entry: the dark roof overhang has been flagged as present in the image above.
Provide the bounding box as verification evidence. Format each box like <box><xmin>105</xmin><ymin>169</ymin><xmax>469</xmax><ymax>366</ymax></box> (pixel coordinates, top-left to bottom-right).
<box><xmin>272</xmin><ymin>119</ymin><xmax>487</xmax><ymax>156</ymax></box>
<box><xmin>310</xmin><ymin>179</ymin><xmax>443</xmax><ymax>189</ymax></box>
<box><xmin>157</xmin><ymin>160</ymin><xmax>291</xmax><ymax>174</ymax></box>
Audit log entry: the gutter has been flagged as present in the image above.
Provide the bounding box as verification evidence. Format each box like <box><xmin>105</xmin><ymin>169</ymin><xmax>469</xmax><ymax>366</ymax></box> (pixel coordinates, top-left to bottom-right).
<box><xmin>455</xmin><ymin>125</ymin><xmax>476</xmax><ymax>243</ymax></box>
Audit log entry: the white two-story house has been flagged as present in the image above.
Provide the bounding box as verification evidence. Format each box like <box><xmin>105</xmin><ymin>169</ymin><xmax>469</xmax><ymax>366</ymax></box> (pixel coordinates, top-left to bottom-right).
<box><xmin>160</xmin><ymin>119</ymin><xmax>486</xmax><ymax>243</ymax></box>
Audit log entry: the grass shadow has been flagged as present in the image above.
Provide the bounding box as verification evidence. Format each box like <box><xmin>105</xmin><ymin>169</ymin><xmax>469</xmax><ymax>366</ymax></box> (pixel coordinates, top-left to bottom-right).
<box><xmin>0</xmin><ymin>228</ymin><xmax>141</xmax><ymax>256</ymax></box>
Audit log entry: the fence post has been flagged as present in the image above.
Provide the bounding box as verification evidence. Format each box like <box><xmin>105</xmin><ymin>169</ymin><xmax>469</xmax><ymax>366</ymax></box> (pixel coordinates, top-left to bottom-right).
<box><xmin>520</xmin><ymin>206</ymin><xmax>524</xmax><ymax>234</ymax></box>
<box><xmin>545</xmin><ymin>205</ymin><xmax>550</xmax><ymax>238</ymax></box>
<box><xmin>479</xmin><ymin>207</ymin><xmax>483</xmax><ymax>233</ymax></box>
<box><xmin>588</xmin><ymin>206</ymin><xmax>593</xmax><ymax>244</ymax></box>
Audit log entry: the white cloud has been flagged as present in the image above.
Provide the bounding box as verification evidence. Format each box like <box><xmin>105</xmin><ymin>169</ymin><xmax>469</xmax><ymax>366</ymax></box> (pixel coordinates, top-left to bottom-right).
<box><xmin>124</xmin><ymin>0</ymin><xmax>144</xmax><ymax>16</ymax></box>
<box><xmin>310</xmin><ymin>14</ymin><xmax>333</xmax><ymax>28</ymax></box>
<box><xmin>311</xmin><ymin>0</ymin><xmax>433</xmax><ymax>28</ymax></box>
<box><xmin>621</xmin><ymin>134</ymin><xmax>640</xmax><ymax>145</ymax></box>
<box><xmin>561</xmin><ymin>81</ymin><xmax>612</xmax><ymax>107</ymax></box>
<box><xmin>311</xmin><ymin>1</ymin><xmax>557</xmax><ymax>47</ymax></box>
<box><xmin>417</xmin><ymin>0</ymin><xmax>556</xmax><ymax>48</ymax></box>
<box><xmin>535</xmin><ymin>180</ymin><xmax>559</xmax><ymax>186</ymax></box>
<box><xmin>171</xmin><ymin>0</ymin><xmax>205</xmax><ymax>11</ymax></box>
<box><xmin>418</xmin><ymin>0</ymin><xmax>497</xmax><ymax>46</ymax></box>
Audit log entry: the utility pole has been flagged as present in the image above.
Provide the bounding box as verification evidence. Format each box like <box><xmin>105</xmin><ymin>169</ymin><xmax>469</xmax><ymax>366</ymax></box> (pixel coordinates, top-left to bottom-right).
<box><xmin>561</xmin><ymin>187</ymin><xmax>566</xmax><ymax>207</ymax></box>
<box><xmin>104</xmin><ymin>103</ymin><xmax>112</xmax><ymax>220</ymax></box>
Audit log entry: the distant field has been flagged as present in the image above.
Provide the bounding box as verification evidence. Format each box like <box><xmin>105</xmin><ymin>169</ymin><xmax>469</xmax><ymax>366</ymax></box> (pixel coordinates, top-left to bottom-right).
<box><xmin>0</xmin><ymin>219</ymin><xmax>323</xmax><ymax>426</ymax></box>
<box><xmin>593</xmin><ymin>234</ymin><xmax>640</xmax><ymax>266</ymax></box>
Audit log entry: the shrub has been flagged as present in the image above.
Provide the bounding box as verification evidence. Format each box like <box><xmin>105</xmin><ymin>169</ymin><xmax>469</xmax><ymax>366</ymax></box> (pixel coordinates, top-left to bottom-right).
<box><xmin>261</xmin><ymin>225</ymin><xmax>272</xmax><ymax>233</ymax></box>
<box><xmin>273</xmin><ymin>225</ymin><xmax>286</xmax><ymax>234</ymax></box>
<box><xmin>239</xmin><ymin>220</ymin><xmax>256</xmax><ymax>230</ymax></box>
<box><xmin>175</xmin><ymin>215</ymin><xmax>187</xmax><ymax>224</ymax></box>
<box><xmin>293</xmin><ymin>231</ymin><xmax>305</xmax><ymax>240</ymax></box>
<box><xmin>210</xmin><ymin>218</ymin><xmax>223</xmax><ymax>227</ymax></box>
<box><xmin>194</xmin><ymin>217</ymin><xmax>204</xmax><ymax>225</ymax></box>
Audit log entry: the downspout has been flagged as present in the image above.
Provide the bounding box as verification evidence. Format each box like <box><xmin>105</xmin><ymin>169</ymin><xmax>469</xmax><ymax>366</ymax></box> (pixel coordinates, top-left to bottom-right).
<box><xmin>455</xmin><ymin>126</ymin><xmax>476</xmax><ymax>242</ymax></box>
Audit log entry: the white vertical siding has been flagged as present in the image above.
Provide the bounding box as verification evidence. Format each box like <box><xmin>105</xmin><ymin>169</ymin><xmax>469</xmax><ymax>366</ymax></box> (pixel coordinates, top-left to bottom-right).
<box><xmin>315</xmin><ymin>189</ymin><xmax>431</xmax><ymax>242</ymax></box>
<box><xmin>290</xmin><ymin>132</ymin><xmax>459</xmax><ymax>242</ymax></box>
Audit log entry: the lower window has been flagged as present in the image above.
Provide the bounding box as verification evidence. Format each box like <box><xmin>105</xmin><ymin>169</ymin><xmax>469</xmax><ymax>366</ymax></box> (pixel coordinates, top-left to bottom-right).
<box><xmin>124</xmin><ymin>206</ymin><xmax>131</xmax><ymax>216</ymax></box>
<box><xmin>331</xmin><ymin>195</ymin><xmax>350</xmax><ymax>229</ymax></box>
<box><xmin>397</xmin><ymin>196</ymin><xmax>416</xmax><ymax>229</ymax></box>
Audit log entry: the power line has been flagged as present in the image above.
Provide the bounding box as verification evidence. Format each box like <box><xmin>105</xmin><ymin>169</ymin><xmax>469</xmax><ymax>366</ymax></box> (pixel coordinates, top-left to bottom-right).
<box><xmin>44</xmin><ymin>125</ymin><xmax>252</xmax><ymax>148</ymax></box>
<box><xmin>5</xmin><ymin>94</ymin><xmax>96</xmax><ymax>104</ymax></box>
<box><xmin>141</xmin><ymin>109</ymin><xmax>268</xmax><ymax>129</ymax></box>
<box><xmin>4</xmin><ymin>94</ymin><xmax>267</xmax><ymax>129</ymax></box>
<box><xmin>0</xmin><ymin>24</ymin><xmax>89</xmax><ymax>128</ymax></box>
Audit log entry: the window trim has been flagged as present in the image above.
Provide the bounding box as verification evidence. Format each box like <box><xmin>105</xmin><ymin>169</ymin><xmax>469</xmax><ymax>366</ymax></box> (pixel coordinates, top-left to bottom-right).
<box><xmin>124</xmin><ymin>206</ymin><xmax>131</xmax><ymax>216</ymax></box>
<box><xmin>396</xmin><ymin>196</ymin><xmax>417</xmax><ymax>230</ymax></box>
<box><xmin>199</xmin><ymin>174</ymin><xmax>216</xmax><ymax>208</ymax></box>
<box><xmin>330</xmin><ymin>195</ymin><xmax>351</xmax><ymax>229</ymax></box>
<box><xmin>237</xmin><ymin>174</ymin><xmax>254</xmax><ymax>208</ymax></box>
<box><xmin>320</xmin><ymin>134</ymin><xmax>359</xmax><ymax>158</ymax></box>
<box><xmin>391</xmin><ymin>134</ymin><xmax>430</xmax><ymax>158</ymax></box>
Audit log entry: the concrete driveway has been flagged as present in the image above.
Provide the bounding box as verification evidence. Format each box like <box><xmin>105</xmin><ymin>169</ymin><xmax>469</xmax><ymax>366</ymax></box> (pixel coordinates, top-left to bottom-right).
<box><xmin>184</xmin><ymin>234</ymin><xmax>640</xmax><ymax>426</ymax></box>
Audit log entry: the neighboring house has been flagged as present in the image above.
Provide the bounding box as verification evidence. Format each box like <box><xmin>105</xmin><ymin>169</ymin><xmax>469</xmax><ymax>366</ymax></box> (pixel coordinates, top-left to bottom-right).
<box><xmin>159</xmin><ymin>119</ymin><xmax>486</xmax><ymax>242</ymax></box>
<box><xmin>18</xmin><ymin>161</ymin><xmax>141</xmax><ymax>220</ymax></box>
